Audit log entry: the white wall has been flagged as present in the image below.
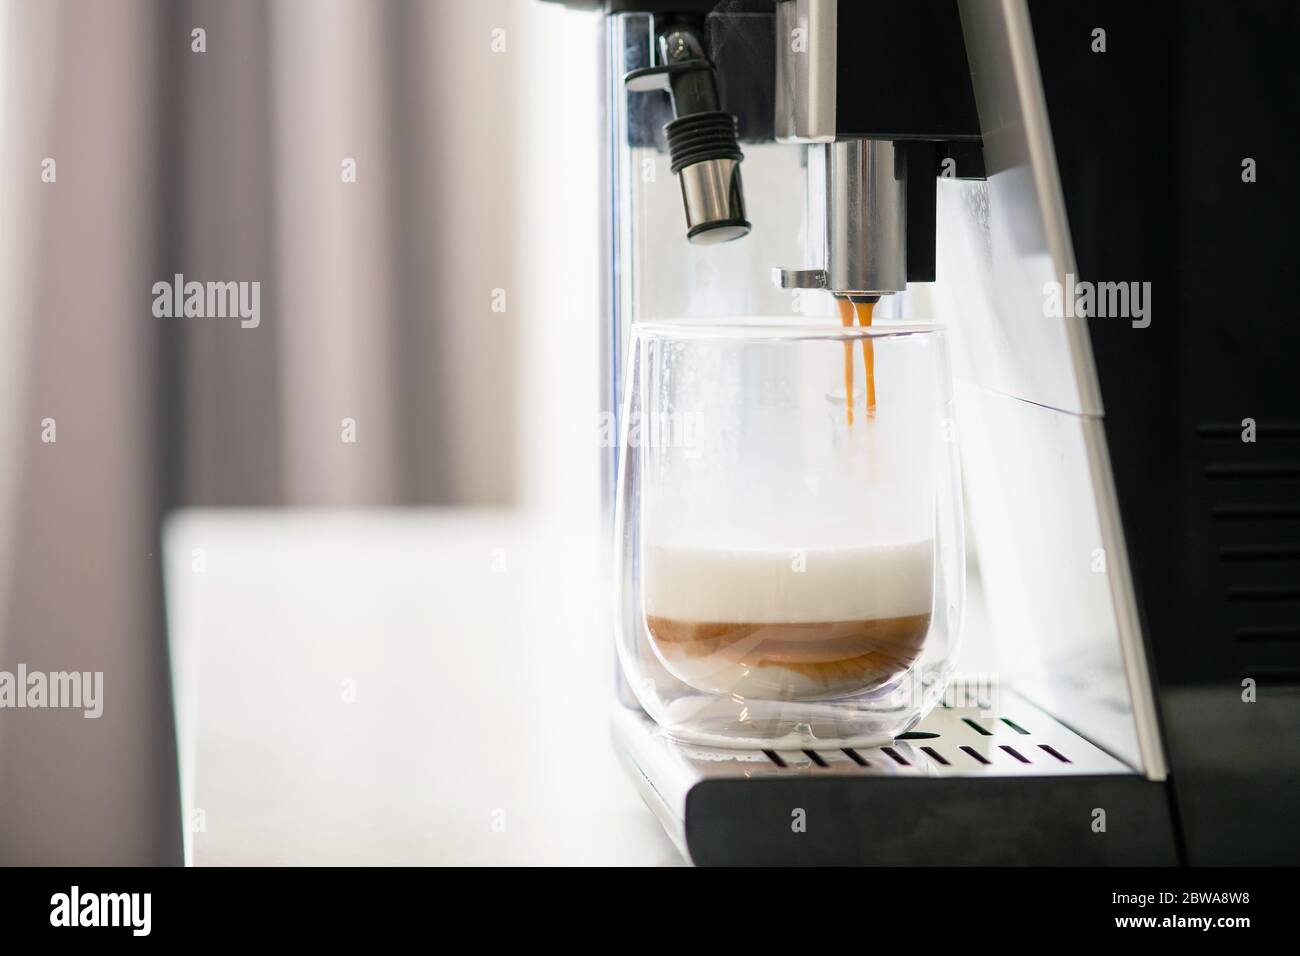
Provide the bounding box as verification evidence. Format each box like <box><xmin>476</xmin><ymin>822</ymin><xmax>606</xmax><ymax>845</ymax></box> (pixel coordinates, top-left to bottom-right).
<box><xmin>513</xmin><ymin>1</ymin><xmax>602</xmax><ymax>520</ymax></box>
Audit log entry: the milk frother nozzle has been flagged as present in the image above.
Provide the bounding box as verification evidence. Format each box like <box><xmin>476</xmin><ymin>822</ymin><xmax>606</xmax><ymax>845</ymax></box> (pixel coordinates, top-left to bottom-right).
<box><xmin>624</xmin><ymin>22</ymin><xmax>750</xmax><ymax>245</ymax></box>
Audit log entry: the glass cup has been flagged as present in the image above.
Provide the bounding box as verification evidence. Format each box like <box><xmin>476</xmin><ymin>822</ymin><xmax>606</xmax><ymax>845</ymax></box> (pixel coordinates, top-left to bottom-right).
<box><xmin>614</xmin><ymin>319</ymin><xmax>964</xmax><ymax>748</ymax></box>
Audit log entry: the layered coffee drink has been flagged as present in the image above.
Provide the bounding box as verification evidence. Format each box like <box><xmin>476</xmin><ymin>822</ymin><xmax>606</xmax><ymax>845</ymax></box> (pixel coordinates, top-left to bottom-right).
<box><xmin>643</xmin><ymin>540</ymin><xmax>932</xmax><ymax>700</ymax></box>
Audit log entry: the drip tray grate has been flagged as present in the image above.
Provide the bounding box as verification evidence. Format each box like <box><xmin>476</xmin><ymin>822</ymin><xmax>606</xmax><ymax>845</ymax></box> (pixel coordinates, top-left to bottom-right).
<box><xmin>615</xmin><ymin>690</ymin><xmax>1133</xmax><ymax>802</ymax></box>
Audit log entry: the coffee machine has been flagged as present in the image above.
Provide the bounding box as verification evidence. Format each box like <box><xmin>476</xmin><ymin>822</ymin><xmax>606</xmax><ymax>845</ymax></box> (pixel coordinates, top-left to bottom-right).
<box><xmin>548</xmin><ymin>0</ymin><xmax>1300</xmax><ymax>864</ymax></box>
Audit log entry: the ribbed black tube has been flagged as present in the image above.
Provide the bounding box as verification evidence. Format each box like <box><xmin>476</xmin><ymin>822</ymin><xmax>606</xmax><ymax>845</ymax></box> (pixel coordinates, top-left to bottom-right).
<box><xmin>665</xmin><ymin>111</ymin><xmax>743</xmax><ymax>174</ymax></box>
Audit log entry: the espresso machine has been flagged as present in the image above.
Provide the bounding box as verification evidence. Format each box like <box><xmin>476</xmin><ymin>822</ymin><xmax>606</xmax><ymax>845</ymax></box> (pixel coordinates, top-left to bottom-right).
<box><xmin>548</xmin><ymin>0</ymin><xmax>1300</xmax><ymax>865</ymax></box>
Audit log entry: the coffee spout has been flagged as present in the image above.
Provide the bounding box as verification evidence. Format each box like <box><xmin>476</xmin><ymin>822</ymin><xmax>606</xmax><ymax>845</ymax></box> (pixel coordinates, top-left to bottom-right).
<box><xmin>774</xmin><ymin>140</ymin><xmax>907</xmax><ymax>297</ymax></box>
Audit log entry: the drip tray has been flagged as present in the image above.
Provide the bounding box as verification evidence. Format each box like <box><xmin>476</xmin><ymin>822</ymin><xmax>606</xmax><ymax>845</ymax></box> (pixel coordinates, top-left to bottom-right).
<box><xmin>614</xmin><ymin>691</ymin><xmax>1178</xmax><ymax>865</ymax></box>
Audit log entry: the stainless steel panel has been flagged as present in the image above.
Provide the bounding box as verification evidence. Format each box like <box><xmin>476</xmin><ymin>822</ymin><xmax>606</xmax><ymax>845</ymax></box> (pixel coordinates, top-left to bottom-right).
<box><xmin>919</xmin><ymin>2</ymin><xmax>1167</xmax><ymax>778</ymax></box>
<box><xmin>948</xmin><ymin>0</ymin><xmax>1100</xmax><ymax>415</ymax></box>
<box><xmin>955</xmin><ymin>383</ymin><xmax>1164</xmax><ymax>776</ymax></box>
<box><xmin>774</xmin><ymin>0</ymin><xmax>836</xmax><ymax>143</ymax></box>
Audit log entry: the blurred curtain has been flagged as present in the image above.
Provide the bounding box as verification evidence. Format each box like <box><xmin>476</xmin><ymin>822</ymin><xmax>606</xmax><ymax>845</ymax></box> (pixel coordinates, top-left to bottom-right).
<box><xmin>170</xmin><ymin>0</ymin><xmax>522</xmax><ymax>506</ymax></box>
<box><xmin>0</xmin><ymin>0</ymin><xmax>176</xmax><ymax>866</ymax></box>
<box><xmin>0</xmin><ymin>0</ymin><xmax>594</xmax><ymax>864</ymax></box>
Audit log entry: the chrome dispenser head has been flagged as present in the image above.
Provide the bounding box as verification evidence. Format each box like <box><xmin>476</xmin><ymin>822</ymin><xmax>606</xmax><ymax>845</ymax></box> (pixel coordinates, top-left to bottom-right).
<box><xmin>774</xmin><ymin>139</ymin><xmax>907</xmax><ymax>297</ymax></box>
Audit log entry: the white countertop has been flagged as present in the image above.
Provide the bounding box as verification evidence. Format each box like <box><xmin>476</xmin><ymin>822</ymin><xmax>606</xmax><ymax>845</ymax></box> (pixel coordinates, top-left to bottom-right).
<box><xmin>163</xmin><ymin>509</ymin><xmax>680</xmax><ymax>866</ymax></box>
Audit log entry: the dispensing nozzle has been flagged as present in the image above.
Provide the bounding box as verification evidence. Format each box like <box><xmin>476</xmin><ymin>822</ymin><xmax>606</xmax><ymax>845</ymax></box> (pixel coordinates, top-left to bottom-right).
<box><xmin>775</xmin><ymin>139</ymin><xmax>907</xmax><ymax>297</ymax></box>
<box><xmin>625</xmin><ymin>23</ymin><xmax>750</xmax><ymax>244</ymax></box>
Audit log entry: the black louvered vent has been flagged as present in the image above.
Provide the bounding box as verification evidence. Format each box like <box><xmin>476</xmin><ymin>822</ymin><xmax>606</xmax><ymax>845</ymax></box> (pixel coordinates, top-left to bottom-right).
<box><xmin>1199</xmin><ymin>422</ymin><xmax>1300</xmax><ymax>684</ymax></box>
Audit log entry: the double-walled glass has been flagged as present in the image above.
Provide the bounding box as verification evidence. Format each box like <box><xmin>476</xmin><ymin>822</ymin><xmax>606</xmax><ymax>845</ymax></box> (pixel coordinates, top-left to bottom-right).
<box><xmin>614</xmin><ymin>320</ymin><xmax>964</xmax><ymax>748</ymax></box>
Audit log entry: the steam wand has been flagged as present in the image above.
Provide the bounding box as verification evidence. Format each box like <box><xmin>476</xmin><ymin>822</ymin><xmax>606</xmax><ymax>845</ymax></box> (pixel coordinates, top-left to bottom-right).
<box><xmin>625</xmin><ymin>21</ymin><xmax>750</xmax><ymax>244</ymax></box>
